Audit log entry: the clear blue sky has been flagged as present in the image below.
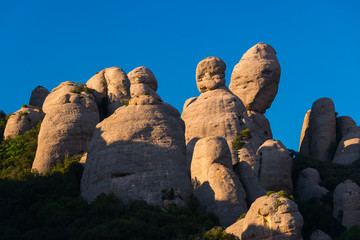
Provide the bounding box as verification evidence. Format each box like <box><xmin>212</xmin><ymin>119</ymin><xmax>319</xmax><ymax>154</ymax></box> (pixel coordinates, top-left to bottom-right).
<box><xmin>1</xmin><ymin>0</ymin><xmax>359</xmax><ymax>150</ymax></box>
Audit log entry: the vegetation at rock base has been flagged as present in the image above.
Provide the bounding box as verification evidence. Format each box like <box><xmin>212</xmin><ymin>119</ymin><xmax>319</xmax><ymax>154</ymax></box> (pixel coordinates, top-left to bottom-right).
<box><xmin>291</xmin><ymin>150</ymin><xmax>360</xmax><ymax>239</ymax></box>
<box><xmin>0</xmin><ymin>111</ymin><xmax>8</xmax><ymax>140</ymax></box>
<box><xmin>0</xmin><ymin>124</ymin><xmax>228</xmax><ymax>240</ymax></box>
<box><xmin>232</xmin><ymin>128</ymin><xmax>252</xmax><ymax>153</ymax></box>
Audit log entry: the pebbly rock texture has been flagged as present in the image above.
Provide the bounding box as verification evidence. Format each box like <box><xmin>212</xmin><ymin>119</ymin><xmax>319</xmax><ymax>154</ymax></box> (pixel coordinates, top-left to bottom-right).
<box><xmin>29</xmin><ymin>86</ymin><xmax>49</xmax><ymax>108</ymax></box>
<box><xmin>191</xmin><ymin>136</ymin><xmax>247</xmax><ymax>226</ymax></box>
<box><xmin>255</xmin><ymin>139</ymin><xmax>293</xmax><ymax>194</ymax></box>
<box><xmin>182</xmin><ymin>57</ymin><xmax>266</xmax><ymax>165</ymax></box>
<box><xmin>31</xmin><ymin>81</ymin><xmax>99</xmax><ymax>174</ymax></box>
<box><xmin>333</xmin><ymin>180</ymin><xmax>360</xmax><ymax>228</ymax></box>
<box><xmin>128</xmin><ymin>66</ymin><xmax>162</xmax><ymax>105</ymax></box>
<box><xmin>233</xmin><ymin>161</ymin><xmax>266</xmax><ymax>207</ymax></box>
<box><xmin>81</xmin><ymin>70</ymin><xmax>192</xmax><ymax>207</ymax></box>
<box><xmin>336</xmin><ymin>116</ymin><xmax>360</xmax><ymax>140</ymax></box>
<box><xmin>86</xmin><ymin>67</ymin><xmax>130</xmax><ymax>119</ymax></box>
<box><xmin>296</xmin><ymin>168</ymin><xmax>328</xmax><ymax>201</ymax></box>
<box><xmin>309</xmin><ymin>230</ymin><xmax>332</xmax><ymax>240</ymax></box>
<box><xmin>229</xmin><ymin>43</ymin><xmax>281</xmax><ymax>114</ymax></box>
<box><xmin>3</xmin><ymin>106</ymin><xmax>45</xmax><ymax>139</ymax></box>
<box><xmin>246</xmin><ymin>110</ymin><xmax>273</xmax><ymax>139</ymax></box>
<box><xmin>299</xmin><ymin>98</ymin><xmax>336</xmax><ymax>161</ymax></box>
<box><xmin>226</xmin><ymin>193</ymin><xmax>304</xmax><ymax>240</ymax></box>
<box><xmin>333</xmin><ymin>132</ymin><xmax>360</xmax><ymax>165</ymax></box>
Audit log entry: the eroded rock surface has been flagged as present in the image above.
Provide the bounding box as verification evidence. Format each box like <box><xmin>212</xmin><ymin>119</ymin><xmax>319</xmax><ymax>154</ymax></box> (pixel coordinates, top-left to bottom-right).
<box><xmin>86</xmin><ymin>67</ymin><xmax>130</xmax><ymax>119</ymax></box>
<box><xmin>336</xmin><ymin>116</ymin><xmax>360</xmax><ymax>140</ymax></box>
<box><xmin>296</xmin><ymin>168</ymin><xmax>328</xmax><ymax>201</ymax></box>
<box><xmin>191</xmin><ymin>136</ymin><xmax>247</xmax><ymax>226</ymax></box>
<box><xmin>3</xmin><ymin>106</ymin><xmax>44</xmax><ymax>139</ymax></box>
<box><xmin>333</xmin><ymin>132</ymin><xmax>360</xmax><ymax>165</ymax></box>
<box><xmin>226</xmin><ymin>193</ymin><xmax>303</xmax><ymax>240</ymax></box>
<box><xmin>32</xmin><ymin>81</ymin><xmax>99</xmax><ymax>173</ymax></box>
<box><xmin>196</xmin><ymin>57</ymin><xmax>226</xmax><ymax>93</ymax></box>
<box><xmin>255</xmin><ymin>139</ymin><xmax>293</xmax><ymax>194</ymax></box>
<box><xmin>81</xmin><ymin>72</ymin><xmax>191</xmax><ymax>206</ymax></box>
<box><xmin>29</xmin><ymin>86</ymin><xmax>49</xmax><ymax>108</ymax></box>
<box><xmin>229</xmin><ymin>43</ymin><xmax>281</xmax><ymax>114</ymax></box>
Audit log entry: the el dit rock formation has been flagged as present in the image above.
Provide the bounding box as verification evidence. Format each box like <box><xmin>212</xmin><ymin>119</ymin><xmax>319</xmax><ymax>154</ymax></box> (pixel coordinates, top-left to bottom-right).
<box><xmin>81</xmin><ymin>67</ymin><xmax>191</xmax><ymax>206</ymax></box>
<box><xmin>32</xmin><ymin>82</ymin><xmax>99</xmax><ymax>173</ymax></box>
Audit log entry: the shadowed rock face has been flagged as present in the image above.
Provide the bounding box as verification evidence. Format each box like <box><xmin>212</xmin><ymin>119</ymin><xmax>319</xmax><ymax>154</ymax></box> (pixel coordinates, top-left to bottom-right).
<box><xmin>336</xmin><ymin>116</ymin><xmax>360</xmax><ymax>140</ymax></box>
<box><xmin>29</xmin><ymin>86</ymin><xmax>49</xmax><ymax>108</ymax></box>
<box><xmin>31</xmin><ymin>81</ymin><xmax>99</xmax><ymax>174</ymax></box>
<box><xmin>3</xmin><ymin>106</ymin><xmax>44</xmax><ymax>139</ymax></box>
<box><xmin>255</xmin><ymin>139</ymin><xmax>293</xmax><ymax>194</ymax></box>
<box><xmin>296</xmin><ymin>168</ymin><xmax>328</xmax><ymax>201</ymax></box>
<box><xmin>333</xmin><ymin>132</ymin><xmax>360</xmax><ymax>165</ymax></box>
<box><xmin>226</xmin><ymin>193</ymin><xmax>303</xmax><ymax>240</ymax></box>
<box><xmin>309</xmin><ymin>230</ymin><xmax>332</xmax><ymax>240</ymax></box>
<box><xmin>229</xmin><ymin>43</ymin><xmax>281</xmax><ymax>114</ymax></box>
<box><xmin>81</xmin><ymin>71</ymin><xmax>191</xmax><ymax>206</ymax></box>
<box><xmin>299</xmin><ymin>98</ymin><xmax>336</xmax><ymax>162</ymax></box>
<box><xmin>191</xmin><ymin>136</ymin><xmax>247</xmax><ymax>226</ymax></box>
<box><xmin>86</xmin><ymin>67</ymin><xmax>130</xmax><ymax>119</ymax></box>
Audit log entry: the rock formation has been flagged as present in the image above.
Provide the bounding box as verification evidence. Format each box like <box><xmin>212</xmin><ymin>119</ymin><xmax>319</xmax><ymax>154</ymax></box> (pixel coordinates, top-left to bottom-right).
<box><xmin>296</xmin><ymin>168</ymin><xmax>328</xmax><ymax>201</ymax></box>
<box><xmin>246</xmin><ymin>110</ymin><xmax>273</xmax><ymax>139</ymax></box>
<box><xmin>333</xmin><ymin>180</ymin><xmax>360</xmax><ymax>228</ymax></box>
<box><xmin>31</xmin><ymin>81</ymin><xmax>99</xmax><ymax>173</ymax></box>
<box><xmin>333</xmin><ymin>132</ymin><xmax>360</xmax><ymax>165</ymax></box>
<box><xmin>81</xmin><ymin>68</ymin><xmax>192</xmax><ymax>206</ymax></box>
<box><xmin>336</xmin><ymin>116</ymin><xmax>360</xmax><ymax>140</ymax></box>
<box><xmin>191</xmin><ymin>136</ymin><xmax>247</xmax><ymax>226</ymax></box>
<box><xmin>229</xmin><ymin>43</ymin><xmax>281</xmax><ymax>114</ymax></box>
<box><xmin>226</xmin><ymin>193</ymin><xmax>303</xmax><ymax>240</ymax></box>
<box><xmin>3</xmin><ymin>105</ymin><xmax>44</xmax><ymax>139</ymax></box>
<box><xmin>182</xmin><ymin>56</ymin><xmax>265</xmax><ymax>165</ymax></box>
<box><xmin>255</xmin><ymin>139</ymin><xmax>293</xmax><ymax>194</ymax></box>
<box><xmin>86</xmin><ymin>67</ymin><xmax>130</xmax><ymax>119</ymax></box>
<box><xmin>29</xmin><ymin>86</ymin><xmax>49</xmax><ymax>108</ymax></box>
<box><xmin>299</xmin><ymin>98</ymin><xmax>336</xmax><ymax>161</ymax></box>
<box><xmin>309</xmin><ymin>230</ymin><xmax>332</xmax><ymax>240</ymax></box>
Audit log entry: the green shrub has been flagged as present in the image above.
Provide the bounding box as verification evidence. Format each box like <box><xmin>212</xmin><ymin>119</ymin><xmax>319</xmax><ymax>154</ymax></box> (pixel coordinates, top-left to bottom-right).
<box><xmin>237</xmin><ymin>212</ymin><xmax>246</xmax><ymax>221</ymax></box>
<box><xmin>338</xmin><ymin>225</ymin><xmax>360</xmax><ymax>240</ymax></box>
<box><xmin>232</xmin><ymin>128</ymin><xmax>252</xmax><ymax>153</ymax></box>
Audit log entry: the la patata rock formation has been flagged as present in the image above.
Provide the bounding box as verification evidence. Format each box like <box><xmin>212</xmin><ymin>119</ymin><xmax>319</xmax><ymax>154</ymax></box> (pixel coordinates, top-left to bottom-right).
<box><xmin>81</xmin><ymin>67</ymin><xmax>192</xmax><ymax>206</ymax></box>
<box><xmin>226</xmin><ymin>193</ymin><xmax>304</xmax><ymax>240</ymax></box>
<box><xmin>29</xmin><ymin>85</ymin><xmax>49</xmax><ymax>108</ymax></box>
<box><xmin>86</xmin><ymin>67</ymin><xmax>131</xmax><ymax>120</ymax></box>
<box><xmin>31</xmin><ymin>82</ymin><xmax>99</xmax><ymax>173</ymax></box>
<box><xmin>3</xmin><ymin>105</ymin><xmax>44</xmax><ymax>139</ymax></box>
<box><xmin>191</xmin><ymin>136</ymin><xmax>247</xmax><ymax>226</ymax></box>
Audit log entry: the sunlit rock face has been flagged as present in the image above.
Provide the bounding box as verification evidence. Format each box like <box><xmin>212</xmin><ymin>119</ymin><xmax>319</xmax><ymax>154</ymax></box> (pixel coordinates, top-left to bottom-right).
<box><xmin>191</xmin><ymin>136</ymin><xmax>247</xmax><ymax>227</ymax></box>
<box><xmin>31</xmin><ymin>81</ymin><xmax>99</xmax><ymax>174</ymax></box>
<box><xmin>81</xmin><ymin>69</ymin><xmax>191</xmax><ymax>207</ymax></box>
<box><xmin>229</xmin><ymin>42</ymin><xmax>281</xmax><ymax>114</ymax></box>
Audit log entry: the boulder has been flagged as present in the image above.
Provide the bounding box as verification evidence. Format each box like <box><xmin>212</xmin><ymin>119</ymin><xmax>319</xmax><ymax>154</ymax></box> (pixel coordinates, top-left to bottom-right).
<box><xmin>333</xmin><ymin>180</ymin><xmax>360</xmax><ymax>228</ymax></box>
<box><xmin>182</xmin><ymin>57</ymin><xmax>265</xmax><ymax>165</ymax></box>
<box><xmin>31</xmin><ymin>82</ymin><xmax>99</xmax><ymax>173</ymax></box>
<box><xmin>333</xmin><ymin>132</ymin><xmax>360</xmax><ymax>165</ymax></box>
<box><xmin>233</xmin><ymin>161</ymin><xmax>266</xmax><ymax>206</ymax></box>
<box><xmin>226</xmin><ymin>193</ymin><xmax>303</xmax><ymax>240</ymax></box>
<box><xmin>255</xmin><ymin>139</ymin><xmax>293</xmax><ymax>194</ymax></box>
<box><xmin>86</xmin><ymin>67</ymin><xmax>130</xmax><ymax>119</ymax></box>
<box><xmin>191</xmin><ymin>136</ymin><xmax>247</xmax><ymax>226</ymax></box>
<box><xmin>246</xmin><ymin>110</ymin><xmax>273</xmax><ymax>139</ymax></box>
<box><xmin>29</xmin><ymin>86</ymin><xmax>49</xmax><ymax>108</ymax></box>
<box><xmin>81</xmin><ymin>71</ymin><xmax>191</xmax><ymax>206</ymax></box>
<box><xmin>309</xmin><ymin>230</ymin><xmax>332</xmax><ymax>240</ymax></box>
<box><xmin>3</xmin><ymin>106</ymin><xmax>44</xmax><ymax>139</ymax></box>
<box><xmin>296</xmin><ymin>168</ymin><xmax>328</xmax><ymax>201</ymax></box>
<box><xmin>229</xmin><ymin>43</ymin><xmax>281</xmax><ymax>114</ymax></box>
<box><xmin>196</xmin><ymin>57</ymin><xmax>226</xmax><ymax>93</ymax></box>
<box><xmin>299</xmin><ymin>98</ymin><xmax>336</xmax><ymax>161</ymax></box>
<box><xmin>336</xmin><ymin>116</ymin><xmax>360</xmax><ymax>140</ymax></box>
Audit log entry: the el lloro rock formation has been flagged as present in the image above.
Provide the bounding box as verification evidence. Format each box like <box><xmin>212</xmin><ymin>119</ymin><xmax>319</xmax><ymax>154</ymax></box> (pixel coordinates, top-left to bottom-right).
<box><xmin>226</xmin><ymin>193</ymin><xmax>303</xmax><ymax>240</ymax></box>
<box><xmin>299</xmin><ymin>98</ymin><xmax>336</xmax><ymax>161</ymax></box>
<box><xmin>3</xmin><ymin>105</ymin><xmax>44</xmax><ymax>139</ymax></box>
<box><xmin>296</xmin><ymin>168</ymin><xmax>328</xmax><ymax>201</ymax></box>
<box><xmin>86</xmin><ymin>67</ymin><xmax>130</xmax><ymax>119</ymax></box>
<box><xmin>191</xmin><ymin>136</ymin><xmax>247</xmax><ymax>226</ymax></box>
<box><xmin>255</xmin><ymin>139</ymin><xmax>293</xmax><ymax>194</ymax></box>
<box><xmin>333</xmin><ymin>180</ymin><xmax>360</xmax><ymax>228</ymax></box>
<box><xmin>182</xmin><ymin>57</ymin><xmax>264</xmax><ymax>165</ymax></box>
<box><xmin>229</xmin><ymin>42</ymin><xmax>281</xmax><ymax>114</ymax></box>
<box><xmin>32</xmin><ymin>81</ymin><xmax>99</xmax><ymax>173</ymax></box>
<box><xmin>29</xmin><ymin>85</ymin><xmax>49</xmax><ymax>108</ymax></box>
<box><xmin>81</xmin><ymin>69</ymin><xmax>191</xmax><ymax>206</ymax></box>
